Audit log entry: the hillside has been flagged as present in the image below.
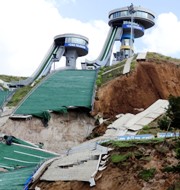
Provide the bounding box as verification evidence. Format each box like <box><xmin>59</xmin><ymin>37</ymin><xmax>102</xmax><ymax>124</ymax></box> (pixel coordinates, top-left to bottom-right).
<box><xmin>0</xmin><ymin>52</ymin><xmax>180</xmax><ymax>190</ymax></box>
<box><xmin>93</xmin><ymin>54</ymin><xmax>180</xmax><ymax>118</ymax></box>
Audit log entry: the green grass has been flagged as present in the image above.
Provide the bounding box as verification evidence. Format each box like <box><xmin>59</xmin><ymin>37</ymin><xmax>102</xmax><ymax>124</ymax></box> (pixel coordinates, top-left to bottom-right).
<box><xmin>130</xmin><ymin>60</ymin><xmax>137</xmax><ymax>70</ymax></box>
<box><xmin>102</xmin><ymin>60</ymin><xmax>126</xmax><ymax>73</ymax></box>
<box><xmin>101</xmin><ymin>140</ymin><xmax>136</xmax><ymax>148</ymax></box>
<box><xmin>176</xmin><ymin>148</ymin><xmax>180</xmax><ymax>159</ymax></box>
<box><xmin>138</xmin><ymin>125</ymin><xmax>164</xmax><ymax>136</ymax></box>
<box><xmin>162</xmin><ymin>140</ymin><xmax>180</xmax><ymax>173</ymax></box>
<box><xmin>0</xmin><ymin>71</ymin><xmax>48</xmax><ymax>109</ymax></box>
<box><xmin>101</xmin><ymin>138</ymin><xmax>164</xmax><ymax>148</ymax></box>
<box><xmin>0</xmin><ymin>74</ymin><xmax>26</xmax><ymax>82</ymax></box>
<box><xmin>111</xmin><ymin>153</ymin><xmax>131</xmax><ymax>163</ymax></box>
<box><xmin>96</xmin><ymin>60</ymin><xmax>126</xmax><ymax>87</ymax></box>
<box><xmin>162</xmin><ymin>164</ymin><xmax>180</xmax><ymax>173</ymax></box>
<box><xmin>7</xmin><ymin>85</ymin><xmax>32</xmax><ymax>106</ymax></box>
<box><xmin>101</xmin><ymin>66</ymin><xmax>124</xmax><ymax>84</ymax></box>
<box><xmin>96</xmin><ymin>55</ymin><xmax>139</xmax><ymax>87</ymax></box>
<box><xmin>147</xmin><ymin>52</ymin><xmax>180</xmax><ymax>64</ymax></box>
<box><xmin>138</xmin><ymin>168</ymin><xmax>156</xmax><ymax>181</ymax></box>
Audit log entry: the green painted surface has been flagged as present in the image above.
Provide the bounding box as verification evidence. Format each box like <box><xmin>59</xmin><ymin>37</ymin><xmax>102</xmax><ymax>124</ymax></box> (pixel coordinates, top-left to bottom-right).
<box><xmin>0</xmin><ymin>139</ymin><xmax>57</xmax><ymax>190</ymax></box>
<box><xmin>15</xmin><ymin>70</ymin><xmax>97</xmax><ymax>116</ymax></box>
<box><xmin>0</xmin><ymin>69</ymin><xmax>97</xmax><ymax>188</ymax></box>
<box><xmin>0</xmin><ymin>142</ymin><xmax>56</xmax><ymax>169</ymax></box>
<box><xmin>0</xmin><ymin>165</ymin><xmax>36</xmax><ymax>190</ymax></box>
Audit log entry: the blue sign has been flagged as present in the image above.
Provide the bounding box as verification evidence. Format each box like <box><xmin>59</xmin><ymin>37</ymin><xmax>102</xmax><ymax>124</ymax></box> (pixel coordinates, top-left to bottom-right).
<box><xmin>117</xmin><ymin>134</ymin><xmax>154</xmax><ymax>141</ymax></box>
<box><xmin>64</xmin><ymin>43</ymin><xmax>88</xmax><ymax>51</ymax></box>
<box><xmin>123</xmin><ymin>24</ymin><xmax>144</xmax><ymax>32</ymax></box>
<box><xmin>157</xmin><ymin>132</ymin><xmax>180</xmax><ymax>138</ymax></box>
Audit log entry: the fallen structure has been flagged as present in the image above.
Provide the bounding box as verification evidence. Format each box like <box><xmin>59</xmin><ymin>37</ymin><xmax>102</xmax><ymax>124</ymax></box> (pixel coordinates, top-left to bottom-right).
<box><xmin>104</xmin><ymin>99</ymin><xmax>169</xmax><ymax>137</ymax></box>
<box><xmin>0</xmin><ymin>134</ymin><xmax>58</xmax><ymax>190</ymax></box>
<box><xmin>35</xmin><ymin>142</ymin><xmax>109</xmax><ymax>187</ymax></box>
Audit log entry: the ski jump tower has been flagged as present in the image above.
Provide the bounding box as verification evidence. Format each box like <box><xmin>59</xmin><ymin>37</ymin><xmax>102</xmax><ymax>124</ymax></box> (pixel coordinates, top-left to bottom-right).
<box><xmin>11</xmin><ymin>33</ymin><xmax>88</xmax><ymax>87</ymax></box>
<box><xmin>109</xmin><ymin>4</ymin><xmax>155</xmax><ymax>61</ymax></box>
<box><xmin>84</xmin><ymin>4</ymin><xmax>155</xmax><ymax>68</ymax></box>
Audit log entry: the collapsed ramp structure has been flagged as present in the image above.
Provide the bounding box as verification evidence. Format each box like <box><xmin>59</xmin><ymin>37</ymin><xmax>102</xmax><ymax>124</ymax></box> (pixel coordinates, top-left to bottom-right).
<box><xmin>38</xmin><ymin>142</ymin><xmax>109</xmax><ymax>187</ymax></box>
<box><xmin>0</xmin><ymin>134</ymin><xmax>58</xmax><ymax>190</ymax></box>
<box><xmin>11</xmin><ymin>69</ymin><xmax>97</xmax><ymax>122</ymax></box>
<box><xmin>10</xmin><ymin>33</ymin><xmax>89</xmax><ymax>87</ymax></box>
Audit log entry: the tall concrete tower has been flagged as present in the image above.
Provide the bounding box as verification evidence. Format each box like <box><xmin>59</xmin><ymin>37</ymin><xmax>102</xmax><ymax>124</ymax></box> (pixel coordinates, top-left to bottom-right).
<box><xmin>108</xmin><ymin>4</ymin><xmax>155</xmax><ymax>60</ymax></box>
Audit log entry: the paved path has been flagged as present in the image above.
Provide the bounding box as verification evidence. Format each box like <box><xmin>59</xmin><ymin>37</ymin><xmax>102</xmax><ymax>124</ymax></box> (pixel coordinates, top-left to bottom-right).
<box><xmin>123</xmin><ymin>56</ymin><xmax>134</xmax><ymax>74</ymax></box>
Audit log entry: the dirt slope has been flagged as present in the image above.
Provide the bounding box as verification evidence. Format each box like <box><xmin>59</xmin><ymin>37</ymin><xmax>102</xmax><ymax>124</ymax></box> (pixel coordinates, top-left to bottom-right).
<box><xmin>0</xmin><ymin>110</ymin><xmax>95</xmax><ymax>153</ymax></box>
<box><xmin>93</xmin><ymin>61</ymin><xmax>180</xmax><ymax>118</ymax></box>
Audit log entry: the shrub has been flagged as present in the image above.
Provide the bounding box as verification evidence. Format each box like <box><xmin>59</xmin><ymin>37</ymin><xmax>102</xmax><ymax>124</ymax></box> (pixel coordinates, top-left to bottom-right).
<box><xmin>158</xmin><ymin>115</ymin><xmax>171</xmax><ymax>130</ymax></box>
<box><xmin>138</xmin><ymin>168</ymin><xmax>156</xmax><ymax>181</ymax></box>
<box><xmin>176</xmin><ymin>148</ymin><xmax>180</xmax><ymax>159</ymax></box>
<box><xmin>163</xmin><ymin>165</ymin><xmax>180</xmax><ymax>173</ymax></box>
<box><xmin>111</xmin><ymin>153</ymin><xmax>131</xmax><ymax>163</ymax></box>
<box><xmin>167</xmin><ymin>95</ymin><xmax>180</xmax><ymax>130</ymax></box>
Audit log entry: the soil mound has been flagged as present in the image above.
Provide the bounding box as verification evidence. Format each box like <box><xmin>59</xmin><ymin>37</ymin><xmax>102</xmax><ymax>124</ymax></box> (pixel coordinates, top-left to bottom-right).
<box><xmin>93</xmin><ymin>61</ymin><xmax>180</xmax><ymax>118</ymax></box>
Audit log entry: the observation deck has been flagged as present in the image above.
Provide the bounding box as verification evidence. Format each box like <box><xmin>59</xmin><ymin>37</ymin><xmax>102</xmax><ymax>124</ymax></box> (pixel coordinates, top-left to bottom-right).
<box><xmin>108</xmin><ymin>6</ymin><xmax>155</xmax><ymax>29</ymax></box>
<box><xmin>109</xmin><ymin>5</ymin><xmax>155</xmax><ymax>60</ymax></box>
<box><xmin>54</xmin><ymin>33</ymin><xmax>88</xmax><ymax>68</ymax></box>
<box><xmin>54</xmin><ymin>33</ymin><xmax>89</xmax><ymax>57</ymax></box>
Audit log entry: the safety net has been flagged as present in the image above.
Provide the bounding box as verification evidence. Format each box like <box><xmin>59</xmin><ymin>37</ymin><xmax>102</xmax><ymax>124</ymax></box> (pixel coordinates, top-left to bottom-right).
<box><xmin>14</xmin><ymin>69</ymin><xmax>97</xmax><ymax>121</ymax></box>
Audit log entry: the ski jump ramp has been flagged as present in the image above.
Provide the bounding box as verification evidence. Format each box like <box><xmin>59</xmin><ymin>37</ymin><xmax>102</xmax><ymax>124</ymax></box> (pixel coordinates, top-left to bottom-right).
<box><xmin>85</xmin><ymin>27</ymin><xmax>123</xmax><ymax>68</ymax></box>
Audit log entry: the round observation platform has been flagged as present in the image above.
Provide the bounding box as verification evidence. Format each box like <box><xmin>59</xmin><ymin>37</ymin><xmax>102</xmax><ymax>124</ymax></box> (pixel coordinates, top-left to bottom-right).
<box><xmin>108</xmin><ymin>6</ymin><xmax>155</xmax><ymax>29</ymax></box>
<box><xmin>54</xmin><ymin>33</ymin><xmax>88</xmax><ymax>56</ymax></box>
<box><xmin>54</xmin><ymin>33</ymin><xmax>89</xmax><ymax>68</ymax></box>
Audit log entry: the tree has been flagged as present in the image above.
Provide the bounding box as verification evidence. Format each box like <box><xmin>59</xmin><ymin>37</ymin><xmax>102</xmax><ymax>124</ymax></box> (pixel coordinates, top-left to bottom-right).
<box><xmin>166</xmin><ymin>95</ymin><xmax>180</xmax><ymax>130</ymax></box>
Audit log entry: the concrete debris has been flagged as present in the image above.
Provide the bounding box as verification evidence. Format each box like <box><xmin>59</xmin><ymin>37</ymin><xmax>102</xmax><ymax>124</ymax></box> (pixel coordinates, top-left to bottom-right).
<box><xmin>40</xmin><ymin>143</ymin><xmax>109</xmax><ymax>187</ymax></box>
<box><xmin>104</xmin><ymin>99</ymin><xmax>169</xmax><ymax>137</ymax></box>
<box><xmin>123</xmin><ymin>56</ymin><xmax>134</xmax><ymax>74</ymax></box>
<box><xmin>136</xmin><ymin>52</ymin><xmax>147</xmax><ymax>61</ymax></box>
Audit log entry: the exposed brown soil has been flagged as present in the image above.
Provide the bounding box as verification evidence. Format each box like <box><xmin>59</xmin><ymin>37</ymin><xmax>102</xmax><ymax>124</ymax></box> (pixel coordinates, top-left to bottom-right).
<box><xmin>0</xmin><ymin>110</ymin><xmax>95</xmax><ymax>153</ymax></box>
<box><xmin>93</xmin><ymin>61</ymin><xmax>180</xmax><ymax>118</ymax></box>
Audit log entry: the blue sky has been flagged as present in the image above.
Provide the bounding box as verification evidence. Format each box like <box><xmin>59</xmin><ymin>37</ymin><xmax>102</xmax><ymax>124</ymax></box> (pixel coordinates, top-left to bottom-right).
<box><xmin>0</xmin><ymin>0</ymin><xmax>180</xmax><ymax>76</ymax></box>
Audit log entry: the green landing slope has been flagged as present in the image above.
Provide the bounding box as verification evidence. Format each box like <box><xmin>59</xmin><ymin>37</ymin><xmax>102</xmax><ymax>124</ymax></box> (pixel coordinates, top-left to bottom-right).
<box><xmin>14</xmin><ymin>69</ymin><xmax>97</xmax><ymax>120</ymax></box>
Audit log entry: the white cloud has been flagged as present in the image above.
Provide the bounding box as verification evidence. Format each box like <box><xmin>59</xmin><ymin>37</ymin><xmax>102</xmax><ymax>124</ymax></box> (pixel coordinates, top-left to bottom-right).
<box><xmin>0</xmin><ymin>0</ymin><xmax>61</xmax><ymax>76</ymax></box>
<box><xmin>0</xmin><ymin>0</ymin><xmax>108</xmax><ymax>76</ymax></box>
<box><xmin>141</xmin><ymin>12</ymin><xmax>180</xmax><ymax>57</ymax></box>
<box><xmin>2</xmin><ymin>1</ymin><xmax>179</xmax><ymax>77</ymax></box>
<box><xmin>63</xmin><ymin>0</ymin><xmax>76</xmax><ymax>3</ymax></box>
